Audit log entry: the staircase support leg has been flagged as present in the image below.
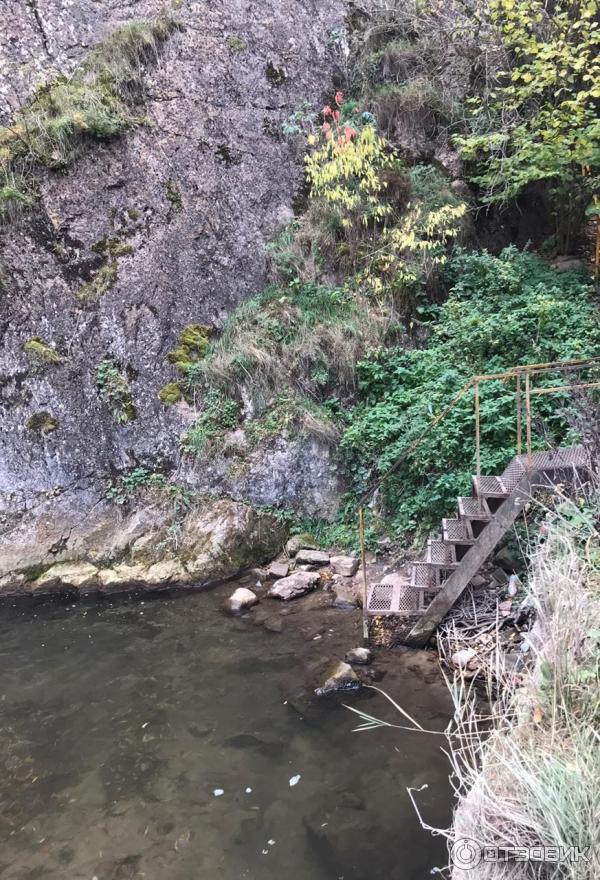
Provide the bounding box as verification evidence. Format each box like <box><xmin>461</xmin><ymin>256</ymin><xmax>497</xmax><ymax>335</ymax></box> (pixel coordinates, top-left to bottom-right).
<box><xmin>403</xmin><ymin>473</ymin><xmax>535</xmax><ymax>648</ymax></box>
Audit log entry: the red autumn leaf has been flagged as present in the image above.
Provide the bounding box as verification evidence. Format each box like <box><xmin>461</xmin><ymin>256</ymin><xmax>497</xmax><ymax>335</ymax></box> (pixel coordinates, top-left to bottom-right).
<box><xmin>322</xmin><ymin>105</ymin><xmax>333</xmax><ymax>117</ymax></box>
<box><xmin>335</xmin><ymin>91</ymin><xmax>343</xmax><ymax>106</ymax></box>
<box><xmin>333</xmin><ymin>110</ymin><xmax>341</xmax><ymax>122</ymax></box>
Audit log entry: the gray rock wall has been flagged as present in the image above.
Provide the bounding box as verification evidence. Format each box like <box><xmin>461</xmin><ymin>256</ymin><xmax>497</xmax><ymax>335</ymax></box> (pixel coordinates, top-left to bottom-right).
<box><xmin>0</xmin><ymin>0</ymin><xmax>348</xmax><ymax>525</ymax></box>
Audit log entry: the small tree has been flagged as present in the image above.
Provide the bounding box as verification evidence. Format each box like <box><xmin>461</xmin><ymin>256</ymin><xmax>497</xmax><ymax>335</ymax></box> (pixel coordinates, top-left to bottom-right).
<box><xmin>456</xmin><ymin>0</ymin><xmax>600</xmax><ymax>251</ymax></box>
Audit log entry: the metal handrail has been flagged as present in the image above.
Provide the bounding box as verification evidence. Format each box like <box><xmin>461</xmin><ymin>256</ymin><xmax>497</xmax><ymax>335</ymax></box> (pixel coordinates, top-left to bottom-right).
<box><xmin>357</xmin><ymin>353</ymin><xmax>600</xmax><ymax>638</ymax></box>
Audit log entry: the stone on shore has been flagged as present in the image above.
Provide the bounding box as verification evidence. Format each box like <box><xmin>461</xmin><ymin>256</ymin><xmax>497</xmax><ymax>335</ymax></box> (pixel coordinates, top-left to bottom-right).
<box><xmin>268</xmin><ymin>561</ymin><xmax>289</xmax><ymax>579</ymax></box>
<box><xmin>295</xmin><ymin>549</ymin><xmax>330</xmax><ymax>566</ymax></box>
<box><xmin>315</xmin><ymin>661</ymin><xmax>361</xmax><ymax>696</ymax></box>
<box><xmin>224</xmin><ymin>587</ymin><xmax>259</xmax><ymax>614</ymax></box>
<box><xmin>34</xmin><ymin>562</ymin><xmax>99</xmax><ymax>591</ymax></box>
<box><xmin>345</xmin><ymin>647</ymin><xmax>372</xmax><ymax>665</ymax></box>
<box><xmin>268</xmin><ymin>571</ymin><xmax>319</xmax><ymax>600</ymax></box>
<box><xmin>330</xmin><ymin>555</ymin><xmax>359</xmax><ymax>577</ymax></box>
<box><xmin>285</xmin><ymin>534</ymin><xmax>318</xmax><ymax>557</ymax></box>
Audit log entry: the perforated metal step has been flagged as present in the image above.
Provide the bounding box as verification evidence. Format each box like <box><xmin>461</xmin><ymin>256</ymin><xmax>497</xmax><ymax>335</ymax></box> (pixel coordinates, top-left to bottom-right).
<box><xmin>458</xmin><ymin>496</ymin><xmax>491</xmax><ymax>521</ymax></box>
<box><xmin>410</xmin><ymin>562</ymin><xmax>441</xmax><ymax>590</ymax></box>
<box><xmin>367</xmin><ymin>582</ymin><xmax>424</xmax><ymax>615</ymax></box>
<box><xmin>442</xmin><ymin>518</ymin><xmax>474</xmax><ymax>545</ymax></box>
<box><xmin>473</xmin><ymin>475</ymin><xmax>508</xmax><ymax>498</ymax></box>
<box><xmin>426</xmin><ymin>540</ymin><xmax>457</xmax><ymax>568</ymax></box>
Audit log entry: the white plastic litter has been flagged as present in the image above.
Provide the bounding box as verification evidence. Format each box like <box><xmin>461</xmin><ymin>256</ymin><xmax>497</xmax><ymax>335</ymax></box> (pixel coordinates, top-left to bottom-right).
<box><xmin>213</xmin><ymin>789</ymin><xmax>224</xmax><ymax>797</ymax></box>
<box><xmin>289</xmin><ymin>775</ymin><xmax>301</xmax><ymax>787</ymax></box>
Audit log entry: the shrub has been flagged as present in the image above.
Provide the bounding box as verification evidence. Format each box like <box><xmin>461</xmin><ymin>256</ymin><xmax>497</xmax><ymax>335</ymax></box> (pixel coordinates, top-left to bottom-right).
<box><xmin>340</xmin><ymin>248</ymin><xmax>600</xmax><ymax>532</ymax></box>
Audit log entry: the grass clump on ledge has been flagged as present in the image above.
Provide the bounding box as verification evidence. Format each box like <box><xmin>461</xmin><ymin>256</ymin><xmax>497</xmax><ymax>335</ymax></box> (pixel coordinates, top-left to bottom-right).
<box><xmin>192</xmin><ymin>281</ymin><xmax>392</xmax><ymax>413</ymax></box>
<box><xmin>95</xmin><ymin>359</ymin><xmax>136</xmax><ymax>424</ymax></box>
<box><xmin>0</xmin><ymin>16</ymin><xmax>177</xmax><ymax>220</ymax></box>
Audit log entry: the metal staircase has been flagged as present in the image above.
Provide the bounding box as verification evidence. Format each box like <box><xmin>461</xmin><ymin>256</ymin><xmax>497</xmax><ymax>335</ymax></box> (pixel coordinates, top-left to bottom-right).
<box><xmin>358</xmin><ymin>355</ymin><xmax>600</xmax><ymax>646</ymax></box>
<box><xmin>367</xmin><ymin>446</ymin><xmax>591</xmax><ymax>644</ymax></box>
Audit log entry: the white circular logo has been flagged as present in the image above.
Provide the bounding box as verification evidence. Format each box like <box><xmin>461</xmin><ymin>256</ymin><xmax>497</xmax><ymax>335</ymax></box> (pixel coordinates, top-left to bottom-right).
<box><xmin>451</xmin><ymin>838</ymin><xmax>482</xmax><ymax>870</ymax></box>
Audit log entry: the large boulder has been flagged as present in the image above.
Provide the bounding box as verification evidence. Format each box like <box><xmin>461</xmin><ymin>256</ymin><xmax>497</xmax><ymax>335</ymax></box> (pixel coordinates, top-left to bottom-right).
<box><xmin>268</xmin><ymin>571</ymin><xmax>319</xmax><ymax>601</ymax></box>
<box><xmin>0</xmin><ymin>496</ymin><xmax>285</xmax><ymax>596</ymax></box>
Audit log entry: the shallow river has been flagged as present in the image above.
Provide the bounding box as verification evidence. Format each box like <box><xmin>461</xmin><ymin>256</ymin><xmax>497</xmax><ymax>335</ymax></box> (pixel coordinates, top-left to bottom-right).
<box><xmin>0</xmin><ymin>582</ymin><xmax>453</xmax><ymax>880</ymax></box>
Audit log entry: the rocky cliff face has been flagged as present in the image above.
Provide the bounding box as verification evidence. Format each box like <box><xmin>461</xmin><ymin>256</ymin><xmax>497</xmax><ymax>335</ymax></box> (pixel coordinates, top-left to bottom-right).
<box><xmin>0</xmin><ymin>0</ymin><xmax>349</xmax><ymax>588</ymax></box>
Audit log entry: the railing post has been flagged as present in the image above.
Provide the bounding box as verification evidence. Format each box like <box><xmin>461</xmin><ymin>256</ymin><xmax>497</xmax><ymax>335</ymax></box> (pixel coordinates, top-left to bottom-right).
<box><xmin>516</xmin><ymin>373</ymin><xmax>522</xmax><ymax>455</ymax></box>
<box><xmin>358</xmin><ymin>507</ymin><xmax>369</xmax><ymax>643</ymax></box>
<box><xmin>474</xmin><ymin>380</ymin><xmax>481</xmax><ymax>483</ymax></box>
<box><xmin>525</xmin><ymin>371</ymin><xmax>533</xmax><ymax>469</ymax></box>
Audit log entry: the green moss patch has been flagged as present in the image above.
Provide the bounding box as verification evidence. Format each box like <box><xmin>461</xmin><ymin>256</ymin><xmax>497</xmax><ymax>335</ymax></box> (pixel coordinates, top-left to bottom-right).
<box><xmin>26</xmin><ymin>411</ymin><xmax>58</xmax><ymax>433</ymax></box>
<box><xmin>167</xmin><ymin>324</ymin><xmax>211</xmax><ymax>374</ymax></box>
<box><xmin>226</xmin><ymin>35</ymin><xmax>248</xmax><ymax>52</ymax></box>
<box><xmin>23</xmin><ymin>337</ymin><xmax>63</xmax><ymax>367</ymax></box>
<box><xmin>76</xmin><ymin>262</ymin><xmax>118</xmax><ymax>304</ymax></box>
<box><xmin>159</xmin><ymin>382</ymin><xmax>183</xmax><ymax>406</ymax></box>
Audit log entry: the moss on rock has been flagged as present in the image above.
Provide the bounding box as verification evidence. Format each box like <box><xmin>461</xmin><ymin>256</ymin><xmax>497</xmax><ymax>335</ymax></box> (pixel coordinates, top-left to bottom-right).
<box><xmin>159</xmin><ymin>382</ymin><xmax>183</xmax><ymax>405</ymax></box>
<box><xmin>23</xmin><ymin>337</ymin><xmax>63</xmax><ymax>367</ymax></box>
<box><xmin>26</xmin><ymin>411</ymin><xmax>58</xmax><ymax>433</ymax></box>
<box><xmin>76</xmin><ymin>262</ymin><xmax>118</xmax><ymax>304</ymax></box>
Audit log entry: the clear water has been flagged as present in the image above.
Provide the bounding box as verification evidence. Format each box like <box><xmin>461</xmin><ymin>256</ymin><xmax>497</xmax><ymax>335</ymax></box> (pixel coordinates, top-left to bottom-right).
<box><xmin>0</xmin><ymin>584</ymin><xmax>453</xmax><ymax>880</ymax></box>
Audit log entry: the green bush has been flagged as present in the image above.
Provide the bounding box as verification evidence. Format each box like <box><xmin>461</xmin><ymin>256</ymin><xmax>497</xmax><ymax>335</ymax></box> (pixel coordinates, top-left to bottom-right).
<box><xmin>340</xmin><ymin>248</ymin><xmax>599</xmax><ymax>533</ymax></box>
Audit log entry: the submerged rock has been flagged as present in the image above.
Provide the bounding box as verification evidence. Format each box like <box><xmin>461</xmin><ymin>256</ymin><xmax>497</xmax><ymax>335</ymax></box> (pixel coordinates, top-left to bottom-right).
<box><xmin>224</xmin><ymin>587</ymin><xmax>259</xmax><ymax>615</ymax></box>
<box><xmin>268</xmin><ymin>571</ymin><xmax>319</xmax><ymax>600</ymax></box>
<box><xmin>315</xmin><ymin>661</ymin><xmax>361</xmax><ymax>696</ymax></box>
<box><xmin>345</xmin><ymin>647</ymin><xmax>372</xmax><ymax>666</ymax></box>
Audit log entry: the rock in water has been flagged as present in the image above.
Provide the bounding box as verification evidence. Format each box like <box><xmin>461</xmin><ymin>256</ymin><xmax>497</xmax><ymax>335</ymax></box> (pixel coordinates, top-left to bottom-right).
<box><xmin>224</xmin><ymin>587</ymin><xmax>259</xmax><ymax>614</ymax></box>
<box><xmin>268</xmin><ymin>571</ymin><xmax>319</xmax><ymax>600</ymax></box>
<box><xmin>295</xmin><ymin>549</ymin><xmax>330</xmax><ymax>566</ymax></box>
<box><xmin>345</xmin><ymin>647</ymin><xmax>372</xmax><ymax>665</ymax></box>
<box><xmin>315</xmin><ymin>661</ymin><xmax>361</xmax><ymax>696</ymax></box>
<box><xmin>330</xmin><ymin>555</ymin><xmax>359</xmax><ymax>577</ymax></box>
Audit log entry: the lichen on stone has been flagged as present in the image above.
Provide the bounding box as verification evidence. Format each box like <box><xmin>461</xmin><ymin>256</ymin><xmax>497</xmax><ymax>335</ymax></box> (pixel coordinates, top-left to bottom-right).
<box><xmin>226</xmin><ymin>35</ymin><xmax>248</xmax><ymax>52</ymax></box>
<box><xmin>164</xmin><ymin>178</ymin><xmax>183</xmax><ymax>213</ymax></box>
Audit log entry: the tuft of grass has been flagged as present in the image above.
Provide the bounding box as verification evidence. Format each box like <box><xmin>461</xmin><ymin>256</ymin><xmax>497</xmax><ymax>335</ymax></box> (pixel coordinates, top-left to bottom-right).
<box><xmin>96</xmin><ymin>359</ymin><xmax>136</xmax><ymax>424</ymax></box>
<box><xmin>181</xmin><ymin>390</ymin><xmax>240</xmax><ymax>456</ymax></box>
<box><xmin>193</xmin><ymin>281</ymin><xmax>392</xmax><ymax>414</ymax></box>
<box><xmin>0</xmin><ymin>16</ymin><xmax>177</xmax><ymax>221</ymax></box>
<box><xmin>76</xmin><ymin>262</ymin><xmax>118</xmax><ymax>304</ymax></box>
<box><xmin>0</xmin><ymin>172</ymin><xmax>33</xmax><ymax>221</ymax></box>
